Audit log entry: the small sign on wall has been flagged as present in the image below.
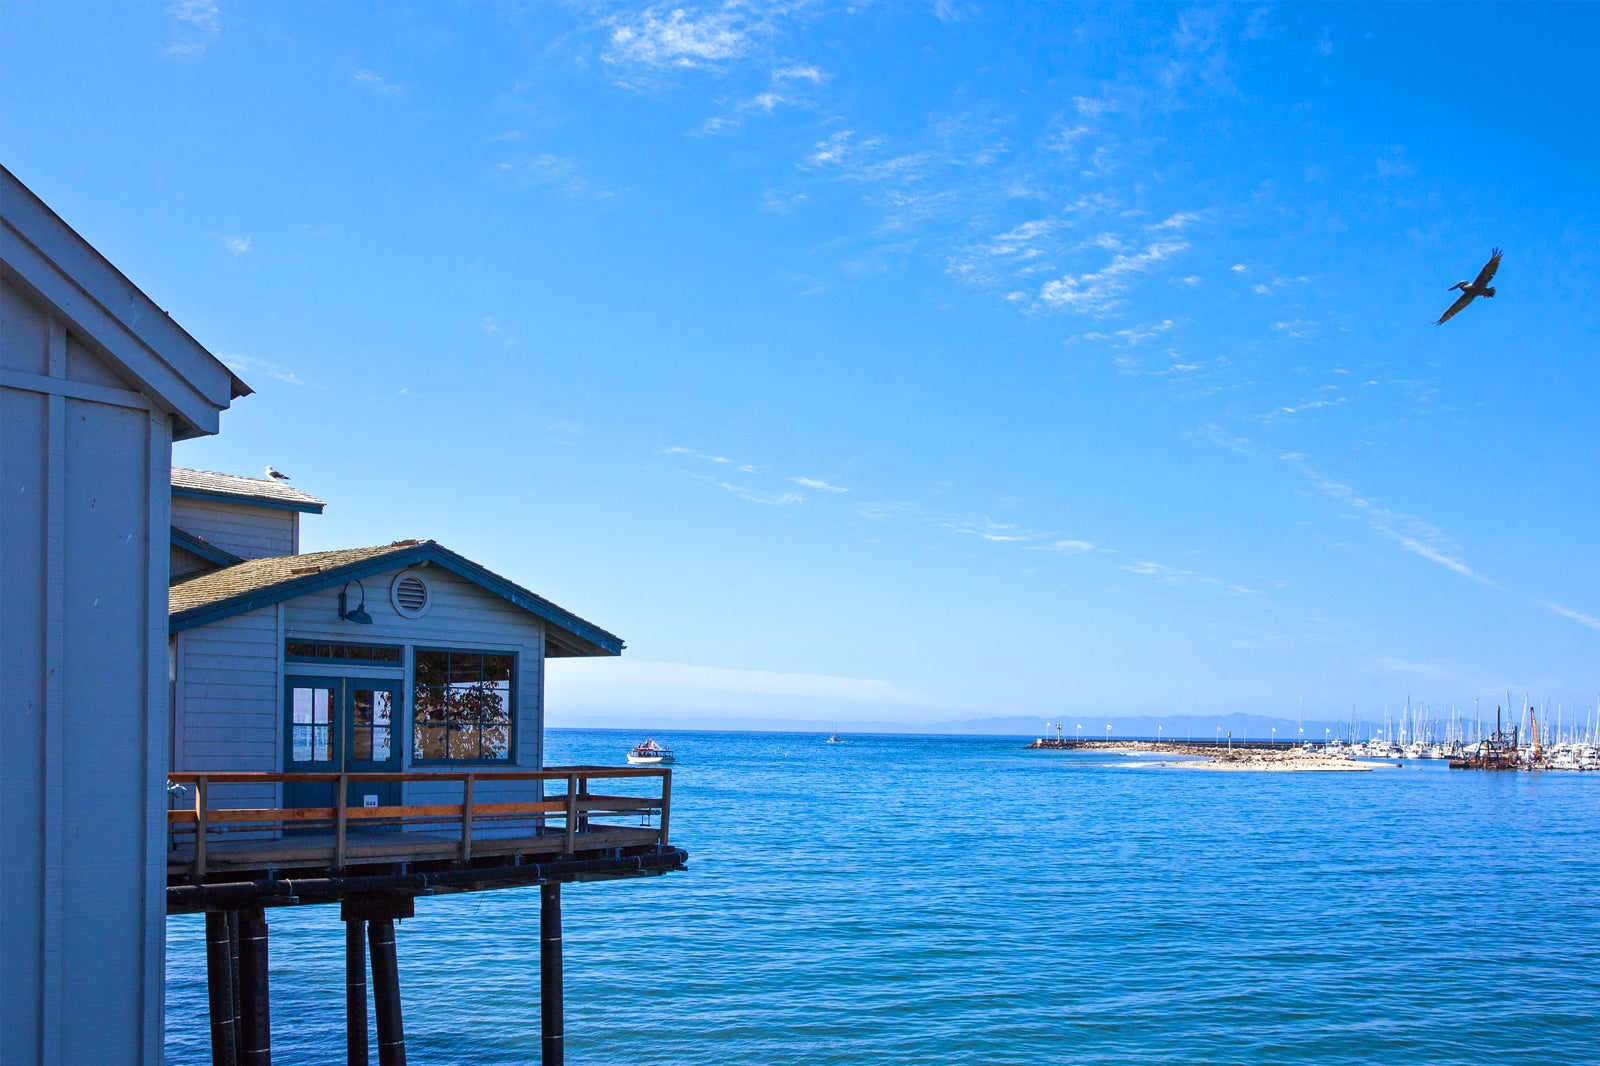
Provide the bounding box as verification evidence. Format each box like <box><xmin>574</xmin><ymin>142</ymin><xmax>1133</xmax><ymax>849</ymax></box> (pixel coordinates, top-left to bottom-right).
<box><xmin>363</xmin><ymin>794</ymin><xmax>379</xmax><ymax>808</ymax></box>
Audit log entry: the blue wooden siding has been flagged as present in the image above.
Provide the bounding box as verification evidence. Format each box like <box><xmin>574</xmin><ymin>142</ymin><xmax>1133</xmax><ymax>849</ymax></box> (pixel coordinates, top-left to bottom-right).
<box><xmin>171</xmin><ymin>496</ymin><xmax>299</xmax><ymax>559</ymax></box>
<box><xmin>176</xmin><ymin>565</ymin><xmax>549</xmax><ymax>810</ymax></box>
<box><xmin>2</xmin><ymin>272</ymin><xmax>174</xmax><ymax>1064</ymax></box>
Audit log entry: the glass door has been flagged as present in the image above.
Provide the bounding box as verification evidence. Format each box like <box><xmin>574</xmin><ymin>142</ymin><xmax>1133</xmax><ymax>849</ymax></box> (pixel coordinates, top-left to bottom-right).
<box><xmin>284</xmin><ymin>676</ymin><xmax>403</xmax><ymax>812</ymax></box>
<box><xmin>345</xmin><ymin>682</ymin><xmax>401</xmax><ymax>808</ymax></box>
<box><xmin>285</xmin><ymin>676</ymin><xmax>339</xmax><ymax>810</ymax></box>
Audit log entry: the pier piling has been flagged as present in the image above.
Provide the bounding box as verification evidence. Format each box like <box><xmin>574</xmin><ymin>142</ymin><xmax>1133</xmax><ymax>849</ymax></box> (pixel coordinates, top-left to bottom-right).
<box><xmin>368</xmin><ymin>918</ymin><xmax>407</xmax><ymax>1066</ymax></box>
<box><xmin>205</xmin><ymin>911</ymin><xmax>239</xmax><ymax>1066</ymax></box>
<box><xmin>236</xmin><ymin>906</ymin><xmax>272</xmax><ymax>1066</ymax></box>
<box><xmin>345</xmin><ymin>893</ymin><xmax>413</xmax><ymax>1066</ymax></box>
<box><xmin>345</xmin><ymin>917</ymin><xmax>369</xmax><ymax>1066</ymax></box>
<box><xmin>229</xmin><ymin>910</ymin><xmax>242</xmax><ymax>1051</ymax></box>
<box><xmin>541</xmin><ymin>882</ymin><xmax>564</xmax><ymax>1066</ymax></box>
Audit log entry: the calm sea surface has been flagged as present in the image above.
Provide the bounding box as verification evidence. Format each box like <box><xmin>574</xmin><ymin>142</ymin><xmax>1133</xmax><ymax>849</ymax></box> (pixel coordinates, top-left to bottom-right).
<box><xmin>167</xmin><ymin>729</ymin><xmax>1600</xmax><ymax>1064</ymax></box>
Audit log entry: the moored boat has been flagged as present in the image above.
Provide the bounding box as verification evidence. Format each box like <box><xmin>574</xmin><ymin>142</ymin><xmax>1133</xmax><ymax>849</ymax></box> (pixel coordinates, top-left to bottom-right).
<box><xmin>626</xmin><ymin>738</ymin><xmax>675</xmax><ymax>765</ymax></box>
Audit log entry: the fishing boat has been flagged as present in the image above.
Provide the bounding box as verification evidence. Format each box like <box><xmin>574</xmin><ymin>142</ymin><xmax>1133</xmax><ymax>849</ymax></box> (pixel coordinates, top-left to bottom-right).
<box><xmin>826</xmin><ymin>730</ymin><xmax>842</xmax><ymax>744</ymax></box>
<box><xmin>626</xmin><ymin>738</ymin><xmax>675</xmax><ymax>765</ymax></box>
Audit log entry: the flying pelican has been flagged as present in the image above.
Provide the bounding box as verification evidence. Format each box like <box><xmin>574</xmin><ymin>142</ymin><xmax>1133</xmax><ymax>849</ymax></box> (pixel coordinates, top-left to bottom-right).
<box><xmin>1436</xmin><ymin>248</ymin><xmax>1502</xmax><ymax>324</ymax></box>
<box><xmin>264</xmin><ymin>465</ymin><xmax>291</xmax><ymax>481</ymax></box>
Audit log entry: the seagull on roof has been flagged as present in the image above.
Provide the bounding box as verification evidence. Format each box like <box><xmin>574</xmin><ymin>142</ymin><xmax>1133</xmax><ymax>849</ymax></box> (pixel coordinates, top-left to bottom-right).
<box><xmin>1436</xmin><ymin>248</ymin><xmax>1502</xmax><ymax>324</ymax></box>
<box><xmin>264</xmin><ymin>465</ymin><xmax>291</xmax><ymax>481</ymax></box>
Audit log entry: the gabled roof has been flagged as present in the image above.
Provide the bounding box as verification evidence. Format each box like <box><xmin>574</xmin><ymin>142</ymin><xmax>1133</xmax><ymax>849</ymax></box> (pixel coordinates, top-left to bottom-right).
<box><xmin>171</xmin><ymin>467</ymin><xmax>325</xmax><ymax>513</ymax></box>
<box><xmin>170</xmin><ymin>525</ymin><xmax>245</xmax><ymax>568</ymax></box>
<box><xmin>168</xmin><ymin>539</ymin><xmax>623</xmax><ymax>657</ymax></box>
<box><xmin>0</xmin><ymin>166</ymin><xmax>248</xmax><ymax>440</ymax></box>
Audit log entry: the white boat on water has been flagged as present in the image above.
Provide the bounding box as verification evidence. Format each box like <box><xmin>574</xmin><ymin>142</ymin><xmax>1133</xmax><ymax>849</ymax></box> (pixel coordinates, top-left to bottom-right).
<box><xmin>626</xmin><ymin>738</ymin><xmax>675</xmax><ymax>765</ymax></box>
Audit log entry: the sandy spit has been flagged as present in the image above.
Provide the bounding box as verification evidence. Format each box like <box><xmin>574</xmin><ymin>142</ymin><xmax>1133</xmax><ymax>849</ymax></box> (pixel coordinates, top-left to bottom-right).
<box><xmin>1183</xmin><ymin>757</ymin><xmax>1376</xmax><ymax>773</ymax></box>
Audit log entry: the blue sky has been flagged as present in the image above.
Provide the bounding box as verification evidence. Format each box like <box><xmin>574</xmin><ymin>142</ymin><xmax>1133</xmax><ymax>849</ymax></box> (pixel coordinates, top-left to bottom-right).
<box><xmin>6</xmin><ymin>2</ymin><xmax>1599</xmax><ymax>727</ymax></box>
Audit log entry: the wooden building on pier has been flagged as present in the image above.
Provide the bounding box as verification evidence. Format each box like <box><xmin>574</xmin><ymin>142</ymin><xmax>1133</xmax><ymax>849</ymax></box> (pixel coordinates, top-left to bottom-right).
<box><xmin>161</xmin><ymin>477</ymin><xmax>685</xmax><ymax>1066</ymax></box>
<box><xmin>3</xmin><ymin>168</ymin><xmax>685</xmax><ymax>1066</ymax></box>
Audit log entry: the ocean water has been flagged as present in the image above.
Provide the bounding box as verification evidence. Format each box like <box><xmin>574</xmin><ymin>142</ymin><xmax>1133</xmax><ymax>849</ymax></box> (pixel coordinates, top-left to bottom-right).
<box><xmin>166</xmin><ymin>729</ymin><xmax>1600</xmax><ymax>1064</ymax></box>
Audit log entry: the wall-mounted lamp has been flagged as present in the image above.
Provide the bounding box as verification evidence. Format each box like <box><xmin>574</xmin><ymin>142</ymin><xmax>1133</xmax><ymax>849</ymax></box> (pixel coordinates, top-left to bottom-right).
<box><xmin>338</xmin><ymin>579</ymin><xmax>374</xmax><ymax>625</ymax></box>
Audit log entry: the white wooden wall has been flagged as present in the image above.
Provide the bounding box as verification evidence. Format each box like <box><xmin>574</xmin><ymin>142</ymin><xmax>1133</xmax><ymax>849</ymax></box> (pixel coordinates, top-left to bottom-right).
<box><xmin>1</xmin><ymin>275</ymin><xmax>171</xmax><ymax>1065</ymax></box>
<box><xmin>171</xmin><ymin>496</ymin><xmax>298</xmax><ymax>560</ymax></box>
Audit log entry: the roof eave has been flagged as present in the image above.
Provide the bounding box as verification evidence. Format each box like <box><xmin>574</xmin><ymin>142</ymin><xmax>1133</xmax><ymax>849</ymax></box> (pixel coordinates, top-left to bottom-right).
<box><xmin>1</xmin><ymin>166</ymin><xmax>244</xmax><ymax>439</ymax></box>
<box><xmin>171</xmin><ymin>485</ymin><xmax>326</xmax><ymax>514</ymax></box>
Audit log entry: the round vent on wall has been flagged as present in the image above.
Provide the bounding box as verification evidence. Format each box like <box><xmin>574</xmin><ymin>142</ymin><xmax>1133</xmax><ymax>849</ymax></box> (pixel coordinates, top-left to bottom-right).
<box><xmin>390</xmin><ymin>571</ymin><xmax>431</xmax><ymax>618</ymax></box>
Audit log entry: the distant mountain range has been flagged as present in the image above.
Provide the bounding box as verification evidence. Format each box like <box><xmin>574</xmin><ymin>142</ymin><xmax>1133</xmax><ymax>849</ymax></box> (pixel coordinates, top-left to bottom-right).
<box><xmin>547</xmin><ymin>710</ymin><xmax>1361</xmax><ymax>741</ymax></box>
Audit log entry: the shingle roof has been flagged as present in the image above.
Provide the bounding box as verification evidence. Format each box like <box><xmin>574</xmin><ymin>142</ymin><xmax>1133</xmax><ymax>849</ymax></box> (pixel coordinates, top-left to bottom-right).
<box><xmin>168</xmin><ymin>539</ymin><xmax>623</xmax><ymax>656</ymax></box>
<box><xmin>171</xmin><ymin>467</ymin><xmax>325</xmax><ymax>513</ymax></box>
<box><xmin>169</xmin><ymin>542</ymin><xmax>419</xmax><ymax>615</ymax></box>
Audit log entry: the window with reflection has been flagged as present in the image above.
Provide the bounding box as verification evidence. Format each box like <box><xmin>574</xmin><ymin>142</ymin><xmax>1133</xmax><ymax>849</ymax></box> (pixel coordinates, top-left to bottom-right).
<box><xmin>352</xmin><ymin>688</ymin><xmax>394</xmax><ymax>763</ymax></box>
<box><xmin>285</xmin><ymin>640</ymin><xmax>402</xmax><ymax>664</ymax></box>
<box><xmin>412</xmin><ymin>650</ymin><xmax>514</xmax><ymax>762</ymax></box>
<box><xmin>291</xmin><ymin>686</ymin><xmax>333</xmax><ymax>764</ymax></box>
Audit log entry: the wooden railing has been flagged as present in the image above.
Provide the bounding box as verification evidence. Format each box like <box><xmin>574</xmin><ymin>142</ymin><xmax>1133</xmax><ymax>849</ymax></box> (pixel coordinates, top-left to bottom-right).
<box><xmin>167</xmin><ymin>767</ymin><xmax>671</xmax><ymax>881</ymax></box>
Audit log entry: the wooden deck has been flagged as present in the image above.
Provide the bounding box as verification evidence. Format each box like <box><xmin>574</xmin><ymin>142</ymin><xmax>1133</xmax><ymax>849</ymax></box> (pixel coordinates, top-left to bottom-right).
<box><xmin>167</xmin><ymin>767</ymin><xmax>671</xmax><ymax>885</ymax></box>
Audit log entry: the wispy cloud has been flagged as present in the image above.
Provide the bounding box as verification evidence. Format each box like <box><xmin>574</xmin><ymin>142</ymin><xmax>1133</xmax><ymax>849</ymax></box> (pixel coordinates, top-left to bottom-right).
<box><xmin>695</xmin><ymin>475</ymin><xmax>804</xmax><ymax>506</ymax></box>
<box><xmin>353</xmin><ymin>70</ymin><xmax>406</xmax><ymax>97</ymax></box>
<box><xmin>800</xmin><ymin>116</ymin><xmax>1027</xmax><ymax>239</ymax></box>
<box><xmin>947</xmin><ymin>195</ymin><xmax>1119</xmax><ymax>284</ymax></box>
<box><xmin>803</xmin><ymin>129</ymin><xmax>881</xmax><ymax>171</ymax></box>
<box><xmin>663</xmin><ymin>446</ymin><xmax>758</xmax><ymax>473</ymax></box>
<box><xmin>1147</xmin><ymin>564</ymin><xmax>1254</xmax><ymax>594</ymax></box>
<box><xmin>792</xmin><ymin>476</ymin><xmax>848</xmax><ymax>492</ymax></box>
<box><xmin>856</xmin><ymin>501</ymin><xmax>916</xmax><ymax>522</ymax></box>
<box><xmin>495</xmin><ymin>154</ymin><xmax>613</xmax><ymax>198</ymax></box>
<box><xmin>1271</xmin><ymin>319</ymin><xmax>1316</xmax><ymax>338</ymax></box>
<box><xmin>1043</xmin><ymin>122</ymin><xmax>1093</xmax><ymax>156</ymax></box>
<box><xmin>940</xmin><ymin>518</ymin><xmax>1044</xmax><ymax>543</ymax></box>
<box><xmin>745</xmin><ymin>91</ymin><xmax>788</xmax><ymax>114</ymax></box>
<box><xmin>1125</xmin><ymin>559</ymin><xmax>1230</xmax><ymax>588</ymax></box>
<box><xmin>701</xmin><ymin>63</ymin><xmax>831</xmax><ymax>132</ymax></box>
<box><xmin>1038</xmin><ymin>228</ymin><xmax>1191</xmax><ymax>315</ymax></box>
<box><xmin>1260</xmin><ymin>389</ymin><xmax>1346</xmax><ymax>419</ymax></box>
<box><xmin>1373</xmin><ymin>146</ymin><xmax>1414</xmax><ymax>180</ymax></box>
<box><xmin>166</xmin><ymin>0</ymin><xmax>219</xmax><ymax>58</ymax></box>
<box><xmin>1293</xmin><ymin>461</ymin><xmax>1494</xmax><ymax>586</ymax></box>
<box><xmin>604</xmin><ymin>5</ymin><xmax>753</xmax><ymax>71</ymax></box>
<box><xmin>1275</xmin><ymin>398</ymin><xmax>1344</xmax><ymax>417</ymax></box>
<box><xmin>223</xmin><ymin>355</ymin><xmax>304</xmax><ymax>387</ymax></box>
<box><xmin>774</xmin><ymin>63</ymin><xmax>826</xmax><ymax>84</ymax></box>
<box><xmin>1026</xmin><ymin>539</ymin><xmax>1096</xmax><ymax>553</ymax></box>
<box><xmin>1081</xmin><ymin>319</ymin><xmax>1176</xmax><ymax>347</ymax></box>
<box><xmin>1539</xmin><ymin>601</ymin><xmax>1600</xmax><ymax>631</ymax></box>
<box><xmin>218</xmin><ymin>234</ymin><xmax>251</xmax><ymax>255</ymax></box>
<box><xmin>1371</xmin><ymin>655</ymin><xmax>1512</xmax><ymax>694</ymax></box>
